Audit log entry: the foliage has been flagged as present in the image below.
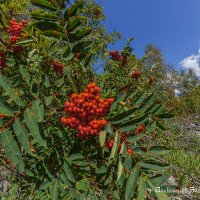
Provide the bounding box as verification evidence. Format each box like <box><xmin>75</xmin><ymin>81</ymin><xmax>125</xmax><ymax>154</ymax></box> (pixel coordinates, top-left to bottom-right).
<box><xmin>0</xmin><ymin>0</ymin><xmax>175</xmax><ymax>199</ymax></box>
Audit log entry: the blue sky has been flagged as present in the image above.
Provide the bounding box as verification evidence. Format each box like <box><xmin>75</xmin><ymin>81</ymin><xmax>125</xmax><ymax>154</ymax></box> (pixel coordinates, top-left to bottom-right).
<box><xmin>97</xmin><ymin>0</ymin><xmax>200</xmax><ymax>76</ymax></box>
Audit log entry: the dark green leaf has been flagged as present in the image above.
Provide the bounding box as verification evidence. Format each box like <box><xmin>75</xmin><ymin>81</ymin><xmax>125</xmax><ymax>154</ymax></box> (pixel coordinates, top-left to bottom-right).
<box><xmin>149</xmin><ymin>146</ymin><xmax>171</xmax><ymax>155</ymax></box>
<box><xmin>32</xmin><ymin>21</ymin><xmax>61</xmax><ymax>32</ymax></box>
<box><xmin>13</xmin><ymin>118</ymin><xmax>35</xmax><ymax>156</ymax></box>
<box><xmin>109</xmin><ymin>131</ymin><xmax>120</xmax><ymax>160</ymax></box>
<box><xmin>155</xmin><ymin>113</ymin><xmax>174</xmax><ymax>119</ymax></box>
<box><xmin>24</xmin><ymin>108</ymin><xmax>46</xmax><ymax>147</ymax></box>
<box><xmin>31</xmin><ymin>0</ymin><xmax>57</xmax><ymax>11</ymax></box>
<box><xmin>32</xmin><ymin>12</ymin><xmax>58</xmax><ymax>21</ymax></box>
<box><xmin>69</xmin><ymin>28</ymin><xmax>92</xmax><ymax>42</ymax></box>
<box><xmin>14</xmin><ymin>39</ymin><xmax>35</xmax><ymax>46</ymax></box>
<box><xmin>137</xmin><ymin>176</ymin><xmax>146</xmax><ymax>200</ymax></box>
<box><xmin>51</xmin><ymin>181</ymin><xmax>58</xmax><ymax>200</ymax></box>
<box><xmin>1</xmin><ymin>129</ymin><xmax>25</xmax><ymax>172</ymax></box>
<box><xmin>138</xmin><ymin>161</ymin><xmax>169</xmax><ymax>170</ymax></box>
<box><xmin>119</xmin><ymin>113</ymin><xmax>151</xmax><ymax>132</ymax></box>
<box><xmin>149</xmin><ymin>174</ymin><xmax>171</xmax><ymax>187</ymax></box>
<box><xmin>76</xmin><ymin>179</ymin><xmax>89</xmax><ymax>191</ymax></box>
<box><xmin>43</xmin><ymin>30</ymin><xmax>67</xmax><ymax>40</ymax></box>
<box><xmin>0</xmin><ymin>95</ymin><xmax>14</xmax><ymax>116</ymax></box>
<box><xmin>110</xmin><ymin>106</ymin><xmax>137</xmax><ymax>124</ymax></box>
<box><xmin>125</xmin><ymin>167</ymin><xmax>139</xmax><ymax>200</ymax></box>
<box><xmin>72</xmin><ymin>40</ymin><xmax>92</xmax><ymax>53</ymax></box>
<box><xmin>63</xmin><ymin>163</ymin><xmax>75</xmax><ymax>183</ymax></box>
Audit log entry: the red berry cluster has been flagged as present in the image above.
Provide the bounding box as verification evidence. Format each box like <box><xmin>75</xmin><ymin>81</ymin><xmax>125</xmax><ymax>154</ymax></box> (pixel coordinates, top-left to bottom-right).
<box><xmin>135</xmin><ymin>124</ymin><xmax>145</xmax><ymax>135</ymax></box>
<box><xmin>0</xmin><ymin>51</ymin><xmax>7</xmax><ymax>68</ymax></box>
<box><xmin>52</xmin><ymin>60</ymin><xmax>64</xmax><ymax>74</ymax></box>
<box><xmin>61</xmin><ymin>83</ymin><xmax>114</xmax><ymax>139</ymax></box>
<box><xmin>106</xmin><ymin>137</ymin><xmax>133</xmax><ymax>155</ymax></box>
<box><xmin>105</xmin><ymin>125</ymin><xmax>145</xmax><ymax>155</ymax></box>
<box><xmin>106</xmin><ymin>139</ymin><xmax>114</xmax><ymax>148</ymax></box>
<box><xmin>131</xmin><ymin>70</ymin><xmax>141</xmax><ymax>78</ymax></box>
<box><xmin>108</xmin><ymin>50</ymin><xmax>127</xmax><ymax>66</ymax></box>
<box><xmin>7</xmin><ymin>19</ymin><xmax>27</xmax><ymax>52</ymax></box>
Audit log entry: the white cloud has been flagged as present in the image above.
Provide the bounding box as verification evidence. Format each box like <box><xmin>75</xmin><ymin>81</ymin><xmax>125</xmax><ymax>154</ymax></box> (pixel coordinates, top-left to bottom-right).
<box><xmin>180</xmin><ymin>49</ymin><xmax>200</xmax><ymax>76</ymax></box>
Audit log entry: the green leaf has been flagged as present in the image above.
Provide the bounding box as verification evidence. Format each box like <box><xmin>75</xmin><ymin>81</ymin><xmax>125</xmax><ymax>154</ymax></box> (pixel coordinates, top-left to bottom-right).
<box><xmin>6</xmin><ymin>57</ymin><xmax>16</xmax><ymax>67</ymax></box>
<box><xmin>44</xmin><ymin>74</ymin><xmax>50</xmax><ymax>88</ymax></box>
<box><xmin>152</xmin><ymin>104</ymin><xmax>164</xmax><ymax>115</ymax></box>
<box><xmin>149</xmin><ymin>174</ymin><xmax>171</xmax><ymax>187</ymax></box>
<box><xmin>20</xmin><ymin>66</ymin><xmax>31</xmax><ymax>85</ymax></box>
<box><xmin>159</xmin><ymin>185</ymin><xmax>177</xmax><ymax>196</ymax></box>
<box><xmin>156</xmin><ymin>121</ymin><xmax>167</xmax><ymax>131</ymax></box>
<box><xmin>133</xmin><ymin>91</ymin><xmax>147</xmax><ymax>105</ymax></box>
<box><xmin>32</xmin><ymin>21</ymin><xmax>61</xmax><ymax>32</ymax></box>
<box><xmin>63</xmin><ymin>163</ymin><xmax>75</xmax><ymax>183</ymax></box>
<box><xmin>99</xmin><ymin>130</ymin><xmax>106</xmax><ymax>147</ymax></box>
<box><xmin>126</xmin><ymin>132</ymin><xmax>145</xmax><ymax>143</ymax></box>
<box><xmin>125</xmin><ymin>167</ymin><xmax>139</xmax><ymax>200</ymax></box>
<box><xmin>0</xmin><ymin>73</ymin><xmax>25</xmax><ymax>107</ymax></box>
<box><xmin>117</xmin><ymin>157</ymin><xmax>123</xmax><ymax>182</ymax></box>
<box><xmin>68</xmin><ymin>153</ymin><xmax>84</xmax><ymax>161</ymax></box>
<box><xmin>110</xmin><ymin>93</ymin><xmax>126</xmax><ymax>111</ymax></box>
<box><xmin>31</xmin><ymin>100</ymin><xmax>44</xmax><ymax>122</ymax></box>
<box><xmin>155</xmin><ymin>113</ymin><xmax>174</xmax><ymax>119</ymax></box>
<box><xmin>84</xmin><ymin>53</ymin><xmax>93</xmax><ymax>66</ymax></box>
<box><xmin>69</xmin><ymin>28</ymin><xmax>92</xmax><ymax>42</ymax></box>
<box><xmin>138</xmin><ymin>161</ymin><xmax>169</xmax><ymax>170</ymax></box>
<box><xmin>119</xmin><ymin>113</ymin><xmax>151</xmax><ymax>132</ymax></box>
<box><xmin>32</xmin><ymin>12</ymin><xmax>58</xmax><ymax>21</ymax></box>
<box><xmin>72</xmin><ymin>40</ymin><xmax>92</xmax><ymax>53</ymax></box>
<box><xmin>59</xmin><ymin>173</ymin><xmax>71</xmax><ymax>186</ymax></box>
<box><xmin>105</xmin><ymin>122</ymin><xmax>113</xmax><ymax>134</ymax></box>
<box><xmin>147</xmin><ymin>180</ymin><xmax>168</xmax><ymax>200</ymax></box>
<box><xmin>44</xmin><ymin>96</ymin><xmax>53</xmax><ymax>106</ymax></box>
<box><xmin>113</xmin><ymin>190</ymin><xmax>120</xmax><ymax>200</ymax></box>
<box><xmin>62</xmin><ymin>53</ymin><xmax>74</xmax><ymax>62</ymax></box>
<box><xmin>110</xmin><ymin>106</ymin><xmax>137</xmax><ymax>124</ymax></box>
<box><xmin>137</xmin><ymin>176</ymin><xmax>146</xmax><ymax>200</ymax></box>
<box><xmin>55</xmin><ymin>77</ymin><xmax>64</xmax><ymax>88</ymax></box>
<box><xmin>76</xmin><ymin>179</ymin><xmax>89</xmax><ymax>191</ymax></box>
<box><xmin>149</xmin><ymin>146</ymin><xmax>171</xmax><ymax>156</ymax></box>
<box><xmin>51</xmin><ymin>181</ymin><xmax>58</xmax><ymax>200</ymax></box>
<box><xmin>13</xmin><ymin>118</ymin><xmax>35</xmax><ymax>156</ymax></box>
<box><xmin>43</xmin><ymin>30</ymin><xmax>67</xmax><ymax>40</ymax></box>
<box><xmin>14</xmin><ymin>39</ymin><xmax>35</xmax><ymax>46</ymax></box>
<box><xmin>64</xmin><ymin>0</ymin><xmax>83</xmax><ymax>19</ymax></box>
<box><xmin>39</xmin><ymin>180</ymin><xmax>53</xmax><ymax>190</ymax></box>
<box><xmin>24</xmin><ymin>108</ymin><xmax>46</xmax><ymax>147</ymax></box>
<box><xmin>96</xmin><ymin>166</ymin><xmax>107</xmax><ymax>174</ymax></box>
<box><xmin>0</xmin><ymin>95</ymin><xmax>14</xmax><ymax>116</ymax></box>
<box><xmin>109</xmin><ymin>131</ymin><xmax>120</xmax><ymax>160</ymax></box>
<box><xmin>0</xmin><ymin>129</ymin><xmax>25</xmax><ymax>172</ymax></box>
<box><xmin>67</xmin><ymin>17</ymin><xmax>84</xmax><ymax>31</ymax></box>
<box><xmin>31</xmin><ymin>0</ymin><xmax>57</xmax><ymax>11</ymax></box>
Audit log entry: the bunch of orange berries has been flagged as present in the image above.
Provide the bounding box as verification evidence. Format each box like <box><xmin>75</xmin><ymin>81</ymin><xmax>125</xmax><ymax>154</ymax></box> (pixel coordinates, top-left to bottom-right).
<box><xmin>61</xmin><ymin>83</ymin><xmax>114</xmax><ymax>139</ymax></box>
<box><xmin>8</xmin><ymin>19</ymin><xmax>27</xmax><ymax>52</ymax></box>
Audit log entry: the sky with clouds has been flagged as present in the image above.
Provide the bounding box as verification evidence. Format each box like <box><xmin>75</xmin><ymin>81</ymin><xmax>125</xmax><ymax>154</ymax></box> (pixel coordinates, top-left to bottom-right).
<box><xmin>97</xmin><ymin>0</ymin><xmax>200</xmax><ymax>76</ymax></box>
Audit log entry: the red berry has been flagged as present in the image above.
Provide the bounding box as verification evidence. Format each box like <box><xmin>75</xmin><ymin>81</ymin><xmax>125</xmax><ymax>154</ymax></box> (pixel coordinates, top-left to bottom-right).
<box><xmin>132</xmin><ymin>70</ymin><xmax>141</xmax><ymax>78</ymax></box>
<box><xmin>5</xmin><ymin>159</ymin><xmax>11</xmax><ymax>165</ymax></box>
<box><xmin>127</xmin><ymin>148</ymin><xmax>133</xmax><ymax>155</ymax></box>
<box><xmin>61</xmin><ymin>117</ymin><xmax>67</xmax><ymax>125</ymax></box>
